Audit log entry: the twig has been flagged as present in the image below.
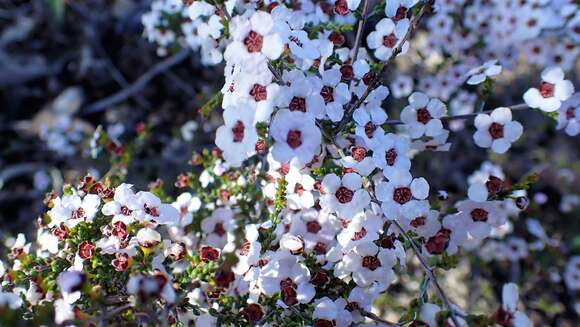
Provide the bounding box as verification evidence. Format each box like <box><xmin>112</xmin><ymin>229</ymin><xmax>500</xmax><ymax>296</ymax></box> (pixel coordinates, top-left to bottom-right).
<box><xmin>335</xmin><ymin>0</ymin><xmax>434</xmax><ymax>134</ymax></box>
<box><xmin>351</xmin><ymin>0</ymin><xmax>370</xmax><ymax>63</ymax></box>
<box><xmin>83</xmin><ymin>49</ymin><xmax>190</xmax><ymax>114</ymax></box>
<box><xmin>360</xmin><ymin>309</ymin><xmax>401</xmax><ymax>327</ymax></box>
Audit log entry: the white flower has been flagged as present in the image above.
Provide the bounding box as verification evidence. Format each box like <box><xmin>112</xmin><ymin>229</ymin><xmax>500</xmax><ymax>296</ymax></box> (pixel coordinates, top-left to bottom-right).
<box><xmin>390</xmin><ymin>74</ymin><xmax>414</xmax><ymax>98</ymax></box>
<box><xmin>0</xmin><ymin>260</ymin><xmax>4</xmax><ymax>278</ymax></box>
<box><xmin>136</xmin><ymin>228</ymin><xmax>161</xmax><ymax>248</ymax></box>
<box><xmin>466</xmin><ymin>60</ymin><xmax>502</xmax><ymax>85</ymax></box>
<box><xmin>101</xmin><ymin>183</ymin><xmax>140</xmax><ymax>225</ymax></box>
<box><xmin>278</xmin><ymin>72</ymin><xmax>325</xmax><ymax>119</ymax></box>
<box><xmin>224</xmin><ymin>11</ymin><xmax>284</xmax><ymax>66</ymax></box>
<box><xmin>564</xmin><ymin>256</ymin><xmax>580</xmax><ymax>291</ymax></box>
<box><xmin>236</xmin><ymin>69</ymin><xmax>281</xmax><ymax>122</ymax></box>
<box><xmin>321</xmin><ymin>173</ymin><xmax>371</xmax><ymax>219</ymax></box>
<box><xmin>57</xmin><ymin>271</ymin><xmax>85</xmax><ymax>304</ymax></box>
<box><xmin>500</xmin><ymin>283</ymin><xmax>532</xmax><ymax>327</ymax></box>
<box><xmin>473</xmin><ymin>107</ymin><xmax>523</xmax><ymax>154</ymax></box>
<box><xmin>54</xmin><ymin>298</ymin><xmax>74</xmax><ymax>324</ymax></box>
<box><xmin>367</xmin><ymin>18</ymin><xmax>410</xmax><ymax>60</ymax></box>
<box><xmin>286</xmin><ymin>168</ymin><xmax>317</xmax><ymax>209</ymax></box>
<box><xmin>400</xmin><ymin>92</ymin><xmax>446</xmax><ymax>139</ymax></box>
<box><xmin>341</xmin><ymin>145</ymin><xmax>375</xmax><ymax>177</ymax></box>
<box><xmin>335</xmin><ymin>211</ymin><xmax>383</xmax><ymax>253</ymax></box>
<box><xmin>523</xmin><ymin>66</ymin><xmax>575</xmax><ymax>112</ymax></box>
<box><xmin>134</xmin><ymin>191</ymin><xmax>179</xmax><ymax>225</ymax></box>
<box><xmin>455</xmin><ymin>200</ymin><xmax>507</xmax><ymax>240</ymax></box>
<box><xmin>334</xmin><ymin>242</ymin><xmax>396</xmax><ymax>289</ymax></box>
<box><xmin>216</xmin><ymin>103</ymin><xmax>259</xmax><ymax>167</ymax></box>
<box><xmin>48</xmin><ymin>192</ymin><xmax>101</xmax><ymax>228</ymax></box>
<box><xmin>309</xmin><ymin>68</ymin><xmax>352</xmax><ymax>122</ymax></box>
<box><xmin>171</xmin><ymin>192</ymin><xmax>201</xmax><ymax>227</ymax></box>
<box><xmin>385</xmin><ymin>0</ymin><xmax>419</xmax><ymax>21</ymax></box>
<box><xmin>312</xmin><ymin>297</ymin><xmax>353</xmax><ymax>327</ymax></box>
<box><xmin>270</xmin><ymin>110</ymin><xmax>321</xmax><ymax>166</ymax></box>
<box><xmin>371</xmin><ymin>133</ymin><xmax>411</xmax><ymax>179</ymax></box>
<box><xmin>375</xmin><ymin>170</ymin><xmax>429</xmax><ymax>219</ymax></box>
<box><xmin>556</xmin><ymin>93</ymin><xmax>580</xmax><ymax>136</ymax></box>
<box><xmin>201</xmin><ymin>208</ymin><xmax>235</xmax><ymax>249</ymax></box>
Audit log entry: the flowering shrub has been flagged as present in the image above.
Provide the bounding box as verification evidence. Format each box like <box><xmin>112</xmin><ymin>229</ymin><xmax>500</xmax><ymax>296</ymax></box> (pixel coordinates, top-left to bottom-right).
<box><xmin>1</xmin><ymin>0</ymin><xmax>579</xmax><ymax>326</ymax></box>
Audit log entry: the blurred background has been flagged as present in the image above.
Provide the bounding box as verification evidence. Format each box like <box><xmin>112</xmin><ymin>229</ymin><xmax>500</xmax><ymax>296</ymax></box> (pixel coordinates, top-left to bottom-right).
<box><xmin>0</xmin><ymin>1</ymin><xmax>579</xmax><ymax>325</ymax></box>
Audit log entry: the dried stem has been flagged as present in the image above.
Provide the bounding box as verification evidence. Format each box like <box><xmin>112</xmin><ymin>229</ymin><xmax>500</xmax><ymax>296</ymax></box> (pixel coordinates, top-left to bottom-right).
<box><xmin>351</xmin><ymin>0</ymin><xmax>370</xmax><ymax>63</ymax></box>
<box><xmin>360</xmin><ymin>309</ymin><xmax>402</xmax><ymax>326</ymax></box>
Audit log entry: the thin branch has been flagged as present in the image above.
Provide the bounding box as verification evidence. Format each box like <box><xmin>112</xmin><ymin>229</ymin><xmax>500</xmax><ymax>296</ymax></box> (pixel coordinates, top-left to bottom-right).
<box><xmin>351</xmin><ymin>0</ymin><xmax>370</xmax><ymax>63</ymax></box>
<box><xmin>83</xmin><ymin>49</ymin><xmax>190</xmax><ymax>114</ymax></box>
<box><xmin>336</xmin><ymin>0</ymin><xmax>434</xmax><ymax>133</ymax></box>
<box><xmin>360</xmin><ymin>309</ymin><xmax>401</xmax><ymax>327</ymax></box>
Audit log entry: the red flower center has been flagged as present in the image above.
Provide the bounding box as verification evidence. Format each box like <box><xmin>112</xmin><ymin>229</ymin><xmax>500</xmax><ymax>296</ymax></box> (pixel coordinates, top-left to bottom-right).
<box><xmin>351</xmin><ymin>146</ymin><xmax>367</xmax><ymax>162</ymax></box>
<box><xmin>488</xmin><ymin>122</ymin><xmax>504</xmax><ymax>139</ymax></box>
<box><xmin>328</xmin><ymin>31</ymin><xmax>345</xmax><ymax>46</ymax></box>
<box><xmin>416</xmin><ymin>108</ymin><xmax>432</xmax><ymax>124</ymax></box>
<box><xmin>306</xmin><ymin>221</ymin><xmax>322</xmax><ymax>234</ymax></box>
<box><xmin>362</xmin><ymin>256</ymin><xmax>381</xmax><ymax>271</ymax></box>
<box><xmin>334</xmin><ymin>0</ymin><xmax>349</xmax><ymax>15</ymax></box>
<box><xmin>335</xmin><ymin>186</ymin><xmax>354</xmax><ymax>204</ymax></box>
<box><xmin>249</xmin><ymin>84</ymin><xmax>267</xmax><ymax>102</ymax></box>
<box><xmin>351</xmin><ymin>227</ymin><xmax>367</xmax><ymax>241</ymax></box>
<box><xmin>410</xmin><ymin>216</ymin><xmax>426</xmax><ymax>228</ymax></box>
<box><xmin>243</xmin><ymin>304</ymin><xmax>264</xmax><ymax>323</ymax></box>
<box><xmin>144</xmin><ymin>204</ymin><xmax>159</xmax><ymax>217</ymax></box>
<box><xmin>214</xmin><ymin>222</ymin><xmax>226</xmax><ymax>236</ymax></box>
<box><xmin>393</xmin><ymin>187</ymin><xmax>412</xmax><ymax>204</ymax></box>
<box><xmin>394</xmin><ymin>6</ymin><xmax>408</xmax><ymax>21</ymax></box>
<box><xmin>294</xmin><ymin>183</ymin><xmax>305</xmax><ymax>195</ymax></box>
<box><xmin>313</xmin><ymin>241</ymin><xmax>327</xmax><ymax>254</ymax></box>
<box><xmin>112</xmin><ymin>221</ymin><xmax>128</xmax><ymax>239</ymax></box>
<box><xmin>566</xmin><ymin>107</ymin><xmax>576</xmax><ymax>120</ymax></box>
<box><xmin>383</xmin><ymin>33</ymin><xmax>398</xmax><ymax>48</ymax></box>
<box><xmin>470</xmin><ymin>208</ymin><xmax>489</xmax><ymax>222</ymax></box>
<box><xmin>320</xmin><ymin>85</ymin><xmax>334</xmax><ymax>104</ymax></box>
<box><xmin>71</xmin><ymin>207</ymin><xmax>85</xmax><ymax>220</ymax></box>
<box><xmin>78</xmin><ymin>241</ymin><xmax>96</xmax><ymax>259</ymax></box>
<box><xmin>539</xmin><ymin>81</ymin><xmax>554</xmax><ymax>98</ymax></box>
<box><xmin>232</xmin><ymin>120</ymin><xmax>245</xmax><ymax>143</ymax></box>
<box><xmin>364</xmin><ymin>122</ymin><xmax>376</xmax><ymax>138</ymax></box>
<box><xmin>385</xmin><ymin>148</ymin><xmax>398</xmax><ymax>166</ymax></box>
<box><xmin>340</xmin><ymin>64</ymin><xmax>354</xmax><ymax>81</ymax></box>
<box><xmin>486</xmin><ymin>176</ymin><xmax>503</xmax><ymax>194</ymax></box>
<box><xmin>244</xmin><ymin>31</ymin><xmax>263</xmax><ymax>53</ymax></box>
<box><xmin>200</xmin><ymin>246</ymin><xmax>220</xmax><ymax>262</ymax></box>
<box><xmin>313</xmin><ymin>319</ymin><xmax>335</xmax><ymax>327</ymax></box>
<box><xmin>286</xmin><ymin>130</ymin><xmax>303</xmax><ymax>149</ymax></box>
<box><xmin>289</xmin><ymin>96</ymin><xmax>307</xmax><ymax>112</ymax></box>
<box><xmin>120</xmin><ymin>205</ymin><xmax>132</xmax><ymax>216</ymax></box>
<box><xmin>425</xmin><ymin>228</ymin><xmax>451</xmax><ymax>254</ymax></box>
<box><xmin>240</xmin><ymin>239</ymin><xmax>251</xmax><ymax>256</ymax></box>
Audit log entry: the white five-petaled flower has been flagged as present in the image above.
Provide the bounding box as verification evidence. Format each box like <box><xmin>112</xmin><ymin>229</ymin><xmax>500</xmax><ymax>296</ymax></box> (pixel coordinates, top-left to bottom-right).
<box><xmin>473</xmin><ymin>107</ymin><xmax>523</xmax><ymax>154</ymax></box>
<box><xmin>371</xmin><ymin>133</ymin><xmax>411</xmax><ymax>179</ymax></box>
<box><xmin>321</xmin><ymin>173</ymin><xmax>371</xmax><ymax>219</ymax></box>
<box><xmin>334</xmin><ymin>241</ymin><xmax>396</xmax><ymax>289</ymax></box>
<box><xmin>224</xmin><ymin>11</ymin><xmax>284</xmax><ymax>67</ymax></box>
<box><xmin>400</xmin><ymin>92</ymin><xmax>447</xmax><ymax>139</ymax></box>
<box><xmin>375</xmin><ymin>170</ymin><xmax>429</xmax><ymax>219</ymax></box>
<box><xmin>523</xmin><ymin>66</ymin><xmax>575</xmax><ymax>112</ymax></box>
<box><xmin>466</xmin><ymin>60</ymin><xmax>502</xmax><ymax>85</ymax></box>
<box><xmin>367</xmin><ymin>18</ymin><xmax>410</xmax><ymax>60</ymax></box>
<box><xmin>270</xmin><ymin>110</ymin><xmax>321</xmax><ymax>166</ymax></box>
<box><xmin>216</xmin><ymin>104</ymin><xmax>259</xmax><ymax>167</ymax></box>
<box><xmin>556</xmin><ymin>93</ymin><xmax>580</xmax><ymax>136</ymax></box>
<box><xmin>499</xmin><ymin>283</ymin><xmax>532</xmax><ymax>327</ymax></box>
<box><xmin>309</xmin><ymin>68</ymin><xmax>352</xmax><ymax>122</ymax></box>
